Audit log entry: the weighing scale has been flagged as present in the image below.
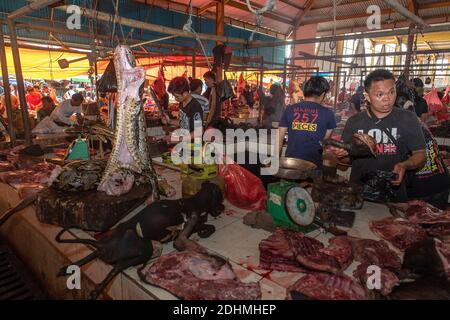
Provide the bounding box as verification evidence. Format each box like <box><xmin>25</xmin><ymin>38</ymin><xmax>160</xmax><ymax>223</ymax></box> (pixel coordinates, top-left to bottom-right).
<box><xmin>267</xmin><ymin>181</ymin><xmax>317</xmax><ymax>233</ymax></box>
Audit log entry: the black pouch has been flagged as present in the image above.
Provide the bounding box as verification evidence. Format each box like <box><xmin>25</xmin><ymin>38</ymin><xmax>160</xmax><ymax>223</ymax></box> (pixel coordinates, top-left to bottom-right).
<box><xmin>97</xmin><ymin>60</ymin><xmax>117</xmax><ymax>93</ymax></box>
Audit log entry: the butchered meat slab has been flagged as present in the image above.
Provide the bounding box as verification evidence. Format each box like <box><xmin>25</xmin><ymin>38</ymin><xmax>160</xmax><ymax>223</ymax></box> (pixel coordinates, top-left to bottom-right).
<box><xmin>345</xmin><ymin>237</ymin><xmax>401</xmax><ymax>271</ymax></box>
<box><xmin>369</xmin><ymin>217</ymin><xmax>427</xmax><ymax>250</ymax></box>
<box><xmin>405</xmin><ymin>200</ymin><xmax>450</xmax><ymax>225</ymax></box>
<box><xmin>353</xmin><ymin>263</ymin><xmax>400</xmax><ymax>296</ymax></box>
<box><xmin>259</xmin><ymin>228</ymin><xmax>346</xmax><ymax>274</ymax></box>
<box><xmin>287</xmin><ymin>272</ymin><xmax>368</xmax><ymax>300</ymax></box>
<box><xmin>139</xmin><ymin>251</ymin><xmax>261</xmax><ymax>300</ymax></box>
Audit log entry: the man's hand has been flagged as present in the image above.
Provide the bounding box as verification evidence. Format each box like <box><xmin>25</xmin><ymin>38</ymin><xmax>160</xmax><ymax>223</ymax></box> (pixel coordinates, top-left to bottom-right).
<box><xmin>325</xmin><ymin>146</ymin><xmax>349</xmax><ymax>159</ymax></box>
<box><xmin>392</xmin><ymin>162</ymin><xmax>406</xmax><ymax>186</ymax></box>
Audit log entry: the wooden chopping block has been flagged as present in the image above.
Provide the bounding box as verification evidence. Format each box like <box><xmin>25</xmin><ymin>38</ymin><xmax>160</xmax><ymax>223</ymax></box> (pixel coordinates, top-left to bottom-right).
<box><xmin>35</xmin><ymin>184</ymin><xmax>152</xmax><ymax>232</ymax></box>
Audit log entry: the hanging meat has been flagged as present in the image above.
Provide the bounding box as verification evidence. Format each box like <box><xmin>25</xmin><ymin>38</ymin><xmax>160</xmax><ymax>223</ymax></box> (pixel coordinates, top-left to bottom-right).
<box><xmin>97</xmin><ymin>45</ymin><xmax>160</xmax><ymax>199</ymax></box>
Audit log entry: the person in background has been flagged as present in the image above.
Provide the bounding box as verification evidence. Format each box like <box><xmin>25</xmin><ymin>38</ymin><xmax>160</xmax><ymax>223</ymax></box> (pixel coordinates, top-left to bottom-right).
<box><xmin>242</xmin><ymin>84</ymin><xmax>254</xmax><ymax>108</ymax></box>
<box><xmin>328</xmin><ymin>69</ymin><xmax>426</xmax><ymax>203</ymax></box>
<box><xmin>42</xmin><ymin>84</ymin><xmax>58</xmax><ymax>105</ymax></box>
<box><xmin>165</xmin><ymin>77</ymin><xmax>203</xmax><ymax>138</ymax></box>
<box><xmin>338</xmin><ymin>87</ymin><xmax>348</xmax><ymax>103</ymax></box>
<box><xmin>50</xmin><ymin>92</ymin><xmax>84</xmax><ymax>126</ymax></box>
<box><xmin>98</xmin><ymin>92</ymin><xmax>108</xmax><ymax>108</ymax></box>
<box><xmin>203</xmin><ymin>71</ymin><xmax>221</xmax><ymax>125</ymax></box>
<box><xmin>350</xmin><ymin>86</ymin><xmax>364</xmax><ymax>113</ymax></box>
<box><xmin>0</xmin><ymin>89</ymin><xmax>19</xmax><ymax>117</ymax></box>
<box><xmin>412</xmin><ymin>78</ymin><xmax>429</xmax><ymax>123</ymax></box>
<box><xmin>278</xmin><ymin>76</ymin><xmax>336</xmax><ymax>167</ymax></box>
<box><xmin>190</xmin><ymin>78</ymin><xmax>209</xmax><ymax>117</ymax></box>
<box><xmin>63</xmin><ymin>84</ymin><xmax>76</xmax><ymax>100</ymax></box>
<box><xmin>396</xmin><ymin>92</ymin><xmax>450</xmax><ymax>209</ymax></box>
<box><xmin>25</xmin><ymin>85</ymin><xmax>42</xmax><ymax>111</ymax></box>
<box><xmin>37</xmin><ymin>96</ymin><xmax>56</xmax><ymax>122</ymax></box>
<box><xmin>259</xmin><ymin>84</ymin><xmax>286</xmax><ymax>129</ymax></box>
<box><xmin>10</xmin><ymin>84</ymin><xmax>17</xmax><ymax>96</ymax></box>
<box><xmin>84</xmin><ymin>85</ymin><xmax>95</xmax><ymax>103</ymax></box>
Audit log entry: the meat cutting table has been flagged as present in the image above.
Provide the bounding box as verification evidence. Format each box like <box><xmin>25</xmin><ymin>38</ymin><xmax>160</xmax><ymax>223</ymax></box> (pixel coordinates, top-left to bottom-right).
<box><xmin>0</xmin><ymin>167</ymin><xmax>396</xmax><ymax>300</ymax></box>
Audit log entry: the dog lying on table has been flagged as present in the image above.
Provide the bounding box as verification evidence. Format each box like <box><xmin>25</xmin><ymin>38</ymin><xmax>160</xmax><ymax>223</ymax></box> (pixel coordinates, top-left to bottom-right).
<box><xmin>56</xmin><ymin>181</ymin><xmax>225</xmax><ymax>299</ymax></box>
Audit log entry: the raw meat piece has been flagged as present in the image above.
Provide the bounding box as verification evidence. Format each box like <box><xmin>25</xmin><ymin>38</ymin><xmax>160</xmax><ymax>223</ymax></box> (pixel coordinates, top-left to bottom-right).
<box><xmin>370</xmin><ymin>217</ymin><xmax>428</xmax><ymax>250</ymax></box>
<box><xmin>346</xmin><ymin>237</ymin><xmax>401</xmax><ymax>271</ymax></box>
<box><xmin>435</xmin><ymin>239</ymin><xmax>450</xmax><ymax>279</ymax></box>
<box><xmin>353</xmin><ymin>263</ymin><xmax>400</xmax><ymax>296</ymax></box>
<box><xmin>405</xmin><ymin>200</ymin><xmax>450</xmax><ymax>225</ymax></box>
<box><xmin>287</xmin><ymin>272</ymin><xmax>368</xmax><ymax>300</ymax></box>
<box><xmin>319</xmin><ymin>236</ymin><xmax>353</xmax><ymax>270</ymax></box>
<box><xmin>258</xmin><ymin>228</ymin><xmax>320</xmax><ymax>272</ymax></box>
<box><xmin>427</xmin><ymin>223</ymin><xmax>450</xmax><ymax>237</ymax></box>
<box><xmin>139</xmin><ymin>251</ymin><xmax>261</xmax><ymax>300</ymax></box>
<box><xmin>259</xmin><ymin>228</ymin><xmax>343</xmax><ymax>274</ymax></box>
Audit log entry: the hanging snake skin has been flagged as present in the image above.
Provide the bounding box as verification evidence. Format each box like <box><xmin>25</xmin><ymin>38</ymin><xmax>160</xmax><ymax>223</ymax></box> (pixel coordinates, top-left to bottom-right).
<box><xmin>98</xmin><ymin>45</ymin><xmax>160</xmax><ymax>199</ymax></box>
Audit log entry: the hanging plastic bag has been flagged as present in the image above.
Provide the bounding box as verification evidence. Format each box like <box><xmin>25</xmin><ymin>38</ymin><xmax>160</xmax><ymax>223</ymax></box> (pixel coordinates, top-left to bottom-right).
<box><xmin>217</xmin><ymin>74</ymin><xmax>233</xmax><ymax>101</ymax></box>
<box><xmin>360</xmin><ymin>170</ymin><xmax>396</xmax><ymax>203</ymax></box>
<box><xmin>97</xmin><ymin>60</ymin><xmax>117</xmax><ymax>93</ymax></box>
<box><xmin>424</xmin><ymin>87</ymin><xmax>447</xmax><ymax>121</ymax></box>
<box><xmin>218</xmin><ymin>162</ymin><xmax>267</xmax><ymax>211</ymax></box>
<box><xmin>442</xmin><ymin>86</ymin><xmax>450</xmax><ymax>106</ymax></box>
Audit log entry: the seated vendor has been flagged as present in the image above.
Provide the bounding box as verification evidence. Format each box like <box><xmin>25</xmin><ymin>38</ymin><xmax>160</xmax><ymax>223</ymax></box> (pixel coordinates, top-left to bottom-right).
<box><xmin>164</xmin><ymin>77</ymin><xmax>203</xmax><ymax>140</ymax></box>
<box><xmin>37</xmin><ymin>96</ymin><xmax>56</xmax><ymax>122</ymax></box>
<box><xmin>278</xmin><ymin>76</ymin><xmax>337</xmax><ymax>167</ymax></box>
<box><xmin>50</xmin><ymin>92</ymin><xmax>84</xmax><ymax>126</ymax></box>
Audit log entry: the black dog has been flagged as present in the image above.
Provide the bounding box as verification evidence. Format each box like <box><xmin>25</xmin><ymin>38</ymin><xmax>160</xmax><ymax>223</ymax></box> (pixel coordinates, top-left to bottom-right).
<box><xmin>56</xmin><ymin>181</ymin><xmax>224</xmax><ymax>299</ymax></box>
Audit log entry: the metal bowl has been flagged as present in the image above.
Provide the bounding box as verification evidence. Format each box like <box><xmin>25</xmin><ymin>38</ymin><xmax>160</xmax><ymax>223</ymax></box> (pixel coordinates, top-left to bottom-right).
<box><xmin>279</xmin><ymin>157</ymin><xmax>317</xmax><ymax>170</ymax></box>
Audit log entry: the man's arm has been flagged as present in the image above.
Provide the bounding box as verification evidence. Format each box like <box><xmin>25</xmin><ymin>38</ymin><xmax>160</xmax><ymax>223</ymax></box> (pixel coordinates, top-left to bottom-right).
<box><xmin>278</xmin><ymin>127</ymin><xmax>287</xmax><ymax>155</ymax></box>
<box><xmin>392</xmin><ymin>150</ymin><xmax>426</xmax><ymax>186</ymax></box>
<box><xmin>324</xmin><ymin>129</ymin><xmax>333</xmax><ymax>140</ymax></box>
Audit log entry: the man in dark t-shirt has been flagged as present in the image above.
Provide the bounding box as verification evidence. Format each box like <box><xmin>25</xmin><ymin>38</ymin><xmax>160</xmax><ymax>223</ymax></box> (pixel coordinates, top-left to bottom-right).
<box><xmin>328</xmin><ymin>70</ymin><xmax>426</xmax><ymax>203</ymax></box>
<box><xmin>167</xmin><ymin>77</ymin><xmax>203</xmax><ymax>136</ymax></box>
<box><xmin>278</xmin><ymin>76</ymin><xmax>336</xmax><ymax>167</ymax></box>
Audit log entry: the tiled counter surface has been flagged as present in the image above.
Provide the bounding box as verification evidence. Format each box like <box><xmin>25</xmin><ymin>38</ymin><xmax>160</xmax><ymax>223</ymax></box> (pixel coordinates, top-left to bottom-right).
<box><xmin>0</xmin><ymin>165</ymin><xmax>395</xmax><ymax>300</ymax></box>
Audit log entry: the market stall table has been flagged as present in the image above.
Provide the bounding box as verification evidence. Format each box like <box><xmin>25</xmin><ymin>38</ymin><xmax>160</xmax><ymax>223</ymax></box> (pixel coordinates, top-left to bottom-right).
<box><xmin>0</xmin><ymin>166</ymin><xmax>395</xmax><ymax>300</ymax></box>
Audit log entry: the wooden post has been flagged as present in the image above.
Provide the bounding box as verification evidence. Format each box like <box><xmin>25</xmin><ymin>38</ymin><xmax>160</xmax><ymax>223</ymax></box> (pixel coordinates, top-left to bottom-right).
<box><xmin>283</xmin><ymin>58</ymin><xmax>288</xmax><ymax>90</ymax></box>
<box><xmin>215</xmin><ymin>0</ymin><xmax>225</xmax><ymax>81</ymax></box>
<box><xmin>0</xmin><ymin>26</ymin><xmax>16</xmax><ymax>144</ymax></box>
<box><xmin>192</xmin><ymin>51</ymin><xmax>196</xmax><ymax>79</ymax></box>
<box><xmin>7</xmin><ymin>19</ymin><xmax>31</xmax><ymax>145</ymax></box>
<box><xmin>404</xmin><ymin>28</ymin><xmax>415</xmax><ymax>78</ymax></box>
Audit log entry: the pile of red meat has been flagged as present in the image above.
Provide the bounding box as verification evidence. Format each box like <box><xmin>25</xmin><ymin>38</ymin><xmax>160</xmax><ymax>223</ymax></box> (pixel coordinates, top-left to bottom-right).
<box><xmin>259</xmin><ymin>229</ymin><xmax>403</xmax><ymax>299</ymax></box>
<box><xmin>0</xmin><ymin>145</ymin><xmax>67</xmax><ymax>198</ymax></box>
<box><xmin>370</xmin><ymin>201</ymin><xmax>450</xmax><ymax>251</ymax></box>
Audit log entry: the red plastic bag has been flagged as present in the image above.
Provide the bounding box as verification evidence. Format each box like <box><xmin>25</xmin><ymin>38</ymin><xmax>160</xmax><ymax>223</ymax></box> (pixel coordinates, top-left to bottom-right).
<box><xmin>218</xmin><ymin>163</ymin><xmax>267</xmax><ymax>211</ymax></box>
<box><xmin>424</xmin><ymin>87</ymin><xmax>447</xmax><ymax>122</ymax></box>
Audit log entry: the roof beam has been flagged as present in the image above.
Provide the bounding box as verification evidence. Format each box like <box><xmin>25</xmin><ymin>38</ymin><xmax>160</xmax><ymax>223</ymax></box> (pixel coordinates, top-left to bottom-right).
<box><xmin>198</xmin><ymin>1</ymin><xmax>217</xmax><ymax>15</ymax></box>
<box><xmin>226</xmin><ymin>0</ymin><xmax>294</xmax><ymax>25</ymax></box>
<box><xmin>380</xmin><ymin>0</ymin><xmax>428</xmax><ymax>27</ymax></box>
<box><xmin>55</xmin><ymin>5</ymin><xmax>251</xmax><ymax>44</ymax></box>
<box><xmin>235</xmin><ymin>23</ymin><xmax>450</xmax><ymax>49</ymax></box>
<box><xmin>279</xmin><ymin>0</ymin><xmax>304</xmax><ymax>11</ymax></box>
<box><xmin>290</xmin><ymin>0</ymin><xmax>315</xmax><ymax>35</ymax></box>
<box><xmin>8</xmin><ymin>0</ymin><xmax>61</xmax><ymax>20</ymax></box>
<box><xmin>134</xmin><ymin>0</ymin><xmax>287</xmax><ymax>38</ymax></box>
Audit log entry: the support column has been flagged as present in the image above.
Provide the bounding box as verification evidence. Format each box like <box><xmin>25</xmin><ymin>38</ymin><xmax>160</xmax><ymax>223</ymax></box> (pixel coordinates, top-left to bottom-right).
<box><xmin>7</xmin><ymin>19</ymin><xmax>31</xmax><ymax>145</ymax></box>
<box><xmin>192</xmin><ymin>51</ymin><xmax>196</xmax><ymax>79</ymax></box>
<box><xmin>0</xmin><ymin>26</ymin><xmax>16</xmax><ymax>144</ymax></box>
<box><xmin>404</xmin><ymin>28</ymin><xmax>414</xmax><ymax>78</ymax></box>
<box><xmin>215</xmin><ymin>0</ymin><xmax>225</xmax><ymax>81</ymax></box>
